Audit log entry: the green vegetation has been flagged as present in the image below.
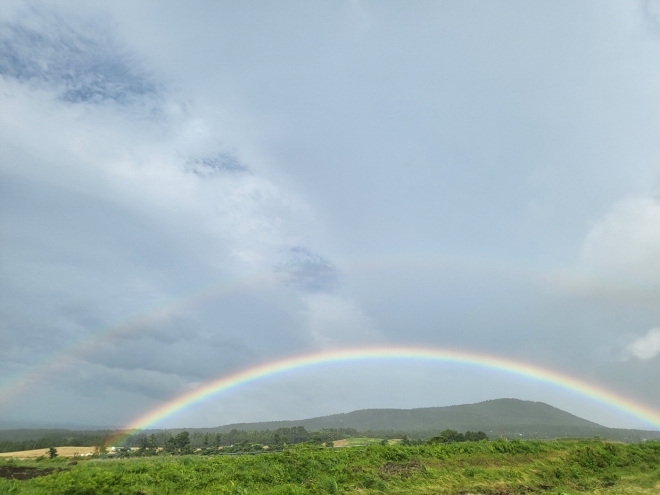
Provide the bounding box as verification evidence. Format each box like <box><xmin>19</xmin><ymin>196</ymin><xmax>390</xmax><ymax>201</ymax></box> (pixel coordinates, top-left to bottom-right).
<box><xmin>427</xmin><ymin>429</ymin><xmax>488</xmax><ymax>444</ymax></box>
<box><xmin>161</xmin><ymin>399</ymin><xmax>660</xmax><ymax>443</ymax></box>
<box><xmin>336</xmin><ymin>437</ymin><xmax>384</xmax><ymax>447</ymax></box>
<box><xmin>0</xmin><ymin>439</ymin><xmax>658</xmax><ymax>494</ymax></box>
<box><xmin>125</xmin><ymin>426</ymin><xmax>486</xmax><ymax>453</ymax></box>
<box><xmin>3</xmin><ymin>400</ymin><xmax>659</xmax><ymax>453</ymax></box>
<box><xmin>124</xmin><ymin>426</ymin><xmax>363</xmax><ymax>453</ymax></box>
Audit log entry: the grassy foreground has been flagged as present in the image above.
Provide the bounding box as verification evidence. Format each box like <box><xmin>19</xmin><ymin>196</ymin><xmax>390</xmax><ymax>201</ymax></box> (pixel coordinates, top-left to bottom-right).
<box><xmin>0</xmin><ymin>439</ymin><xmax>658</xmax><ymax>494</ymax></box>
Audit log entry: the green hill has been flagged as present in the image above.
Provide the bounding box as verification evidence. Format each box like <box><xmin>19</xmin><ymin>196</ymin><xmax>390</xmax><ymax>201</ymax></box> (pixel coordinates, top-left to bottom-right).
<box><xmin>3</xmin><ymin>399</ymin><xmax>659</xmax><ymax>446</ymax></box>
<box><xmin>194</xmin><ymin>399</ymin><xmax>658</xmax><ymax>442</ymax></box>
<box><xmin>213</xmin><ymin>398</ymin><xmax>600</xmax><ymax>432</ymax></box>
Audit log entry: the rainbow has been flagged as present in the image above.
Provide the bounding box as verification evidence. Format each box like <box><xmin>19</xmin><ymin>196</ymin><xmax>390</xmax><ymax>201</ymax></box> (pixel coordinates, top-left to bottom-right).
<box><xmin>2</xmin><ymin>249</ymin><xmax>640</xmax><ymax>412</ymax></box>
<box><xmin>117</xmin><ymin>346</ymin><xmax>660</xmax><ymax>439</ymax></box>
<box><xmin>0</xmin><ymin>272</ymin><xmax>280</xmax><ymax>408</ymax></box>
<box><xmin>0</xmin><ymin>251</ymin><xmax>513</xmax><ymax>408</ymax></box>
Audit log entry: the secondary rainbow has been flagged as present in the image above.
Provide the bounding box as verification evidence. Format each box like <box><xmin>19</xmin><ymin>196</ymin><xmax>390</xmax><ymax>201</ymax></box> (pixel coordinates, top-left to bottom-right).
<box><xmin>2</xmin><ymin>250</ymin><xmax>635</xmax><ymax>412</ymax></box>
<box><xmin>0</xmin><ymin>271</ymin><xmax>279</xmax><ymax>408</ymax></box>
<box><xmin>121</xmin><ymin>346</ymin><xmax>660</xmax><ymax>436</ymax></box>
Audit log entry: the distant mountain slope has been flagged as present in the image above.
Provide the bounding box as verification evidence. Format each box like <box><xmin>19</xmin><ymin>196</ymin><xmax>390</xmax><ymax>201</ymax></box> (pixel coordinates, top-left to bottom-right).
<box><xmin>0</xmin><ymin>429</ymin><xmax>115</xmax><ymax>442</ymax></box>
<box><xmin>212</xmin><ymin>399</ymin><xmax>602</xmax><ymax>432</ymax></box>
<box><xmin>3</xmin><ymin>399</ymin><xmax>659</xmax><ymax>444</ymax></box>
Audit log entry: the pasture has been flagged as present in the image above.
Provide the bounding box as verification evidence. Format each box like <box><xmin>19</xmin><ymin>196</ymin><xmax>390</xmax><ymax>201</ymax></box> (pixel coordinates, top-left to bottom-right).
<box><xmin>0</xmin><ymin>439</ymin><xmax>658</xmax><ymax>494</ymax></box>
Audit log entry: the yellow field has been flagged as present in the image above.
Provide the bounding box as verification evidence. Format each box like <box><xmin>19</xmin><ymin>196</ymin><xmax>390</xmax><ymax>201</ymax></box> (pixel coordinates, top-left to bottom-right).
<box><xmin>0</xmin><ymin>446</ymin><xmax>95</xmax><ymax>459</ymax></box>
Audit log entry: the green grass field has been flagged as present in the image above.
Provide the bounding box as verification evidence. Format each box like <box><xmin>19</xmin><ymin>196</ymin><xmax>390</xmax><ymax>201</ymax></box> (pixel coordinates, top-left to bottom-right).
<box><xmin>334</xmin><ymin>437</ymin><xmax>387</xmax><ymax>447</ymax></box>
<box><xmin>0</xmin><ymin>439</ymin><xmax>658</xmax><ymax>494</ymax></box>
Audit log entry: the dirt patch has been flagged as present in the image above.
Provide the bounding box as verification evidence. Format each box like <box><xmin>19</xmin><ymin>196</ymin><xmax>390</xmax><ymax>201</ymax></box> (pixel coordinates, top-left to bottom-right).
<box><xmin>0</xmin><ymin>465</ymin><xmax>66</xmax><ymax>480</ymax></box>
<box><xmin>380</xmin><ymin>459</ymin><xmax>426</xmax><ymax>477</ymax></box>
<box><xmin>332</xmin><ymin>439</ymin><xmax>348</xmax><ymax>447</ymax></box>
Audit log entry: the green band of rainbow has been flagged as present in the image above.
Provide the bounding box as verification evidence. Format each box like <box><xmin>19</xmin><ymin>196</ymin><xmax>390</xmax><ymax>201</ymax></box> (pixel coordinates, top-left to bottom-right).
<box><xmin>117</xmin><ymin>346</ymin><xmax>660</xmax><ymax>439</ymax></box>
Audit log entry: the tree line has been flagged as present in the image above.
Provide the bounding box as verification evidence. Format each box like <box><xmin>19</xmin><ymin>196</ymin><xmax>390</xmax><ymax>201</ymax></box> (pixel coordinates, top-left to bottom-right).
<box><xmin>0</xmin><ymin>426</ymin><xmax>489</xmax><ymax>455</ymax></box>
<box><xmin>118</xmin><ymin>427</ymin><xmax>488</xmax><ymax>457</ymax></box>
<box><xmin>124</xmin><ymin>426</ymin><xmax>360</xmax><ymax>453</ymax></box>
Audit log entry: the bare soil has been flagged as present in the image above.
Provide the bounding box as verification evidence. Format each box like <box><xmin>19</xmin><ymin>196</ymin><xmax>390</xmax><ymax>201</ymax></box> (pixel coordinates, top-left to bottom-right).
<box><xmin>0</xmin><ymin>465</ymin><xmax>65</xmax><ymax>480</ymax></box>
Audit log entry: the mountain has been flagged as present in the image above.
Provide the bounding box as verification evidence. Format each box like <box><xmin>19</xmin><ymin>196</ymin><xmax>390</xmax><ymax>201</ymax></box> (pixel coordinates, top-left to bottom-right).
<box><xmin>0</xmin><ymin>428</ymin><xmax>116</xmax><ymax>442</ymax></box>
<box><xmin>211</xmin><ymin>399</ymin><xmax>601</xmax><ymax>432</ymax></box>
<box><xmin>3</xmin><ymin>399</ymin><xmax>659</xmax><ymax>444</ymax></box>
<box><xmin>0</xmin><ymin>420</ymin><xmax>117</xmax><ymax>431</ymax></box>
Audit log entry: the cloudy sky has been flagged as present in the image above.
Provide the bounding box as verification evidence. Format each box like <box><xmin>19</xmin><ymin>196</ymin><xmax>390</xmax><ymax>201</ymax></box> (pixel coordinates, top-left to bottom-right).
<box><xmin>1</xmin><ymin>0</ymin><xmax>660</xmax><ymax>430</ymax></box>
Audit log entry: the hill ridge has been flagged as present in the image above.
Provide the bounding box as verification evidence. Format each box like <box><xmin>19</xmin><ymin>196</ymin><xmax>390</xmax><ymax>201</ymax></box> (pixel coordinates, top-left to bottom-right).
<box><xmin>210</xmin><ymin>398</ymin><xmax>602</xmax><ymax>432</ymax></box>
<box><xmin>3</xmin><ymin>398</ymin><xmax>659</xmax><ymax>445</ymax></box>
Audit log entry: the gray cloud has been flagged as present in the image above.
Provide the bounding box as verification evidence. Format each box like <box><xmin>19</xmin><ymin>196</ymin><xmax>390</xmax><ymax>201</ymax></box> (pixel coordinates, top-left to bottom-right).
<box><xmin>1</xmin><ymin>1</ymin><xmax>660</xmax><ymax>430</ymax></box>
<box><xmin>187</xmin><ymin>153</ymin><xmax>249</xmax><ymax>176</ymax></box>
<box><xmin>643</xmin><ymin>0</ymin><xmax>660</xmax><ymax>34</ymax></box>
<box><xmin>0</xmin><ymin>8</ymin><xmax>158</xmax><ymax>105</ymax></box>
<box><xmin>276</xmin><ymin>246</ymin><xmax>339</xmax><ymax>292</ymax></box>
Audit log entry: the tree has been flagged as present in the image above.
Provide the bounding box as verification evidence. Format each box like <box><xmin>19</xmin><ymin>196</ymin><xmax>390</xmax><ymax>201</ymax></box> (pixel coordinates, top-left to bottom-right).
<box><xmin>174</xmin><ymin>431</ymin><xmax>192</xmax><ymax>454</ymax></box>
<box><xmin>308</xmin><ymin>433</ymin><xmax>322</xmax><ymax>445</ymax></box>
<box><xmin>272</xmin><ymin>432</ymin><xmax>284</xmax><ymax>449</ymax></box>
<box><xmin>93</xmin><ymin>440</ymin><xmax>108</xmax><ymax>455</ymax></box>
<box><xmin>426</xmin><ymin>429</ymin><xmax>487</xmax><ymax>444</ymax></box>
<box><xmin>48</xmin><ymin>447</ymin><xmax>58</xmax><ymax>459</ymax></box>
<box><xmin>166</xmin><ymin>431</ymin><xmax>192</xmax><ymax>455</ymax></box>
<box><xmin>464</xmin><ymin>431</ymin><xmax>488</xmax><ymax>442</ymax></box>
<box><xmin>138</xmin><ymin>434</ymin><xmax>158</xmax><ymax>455</ymax></box>
<box><xmin>428</xmin><ymin>430</ymin><xmax>465</xmax><ymax>444</ymax></box>
<box><xmin>116</xmin><ymin>447</ymin><xmax>132</xmax><ymax>458</ymax></box>
<box><xmin>165</xmin><ymin>436</ymin><xmax>177</xmax><ymax>454</ymax></box>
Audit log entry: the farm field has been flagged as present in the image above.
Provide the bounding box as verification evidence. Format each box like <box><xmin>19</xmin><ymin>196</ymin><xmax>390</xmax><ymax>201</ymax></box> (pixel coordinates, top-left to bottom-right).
<box><xmin>0</xmin><ymin>447</ymin><xmax>96</xmax><ymax>459</ymax></box>
<box><xmin>0</xmin><ymin>439</ymin><xmax>658</xmax><ymax>494</ymax></box>
<box><xmin>332</xmin><ymin>437</ymin><xmax>389</xmax><ymax>447</ymax></box>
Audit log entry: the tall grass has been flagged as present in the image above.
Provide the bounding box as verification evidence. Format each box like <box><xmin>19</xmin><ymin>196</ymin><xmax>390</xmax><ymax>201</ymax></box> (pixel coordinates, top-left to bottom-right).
<box><xmin>0</xmin><ymin>439</ymin><xmax>658</xmax><ymax>494</ymax></box>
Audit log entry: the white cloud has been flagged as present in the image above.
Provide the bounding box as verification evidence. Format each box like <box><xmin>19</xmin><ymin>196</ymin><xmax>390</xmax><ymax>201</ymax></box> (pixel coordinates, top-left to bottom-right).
<box><xmin>303</xmin><ymin>293</ymin><xmax>381</xmax><ymax>347</ymax></box>
<box><xmin>0</xmin><ymin>67</ymin><xmax>315</xmax><ymax>276</ymax></box>
<box><xmin>626</xmin><ymin>328</ymin><xmax>660</xmax><ymax>360</ymax></box>
<box><xmin>0</xmin><ymin>15</ymin><xmax>349</xmax><ymax>408</ymax></box>
<box><xmin>582</xmin><ymin>196</ymin><xmax>660</xmax><ymax>283</ymax></box>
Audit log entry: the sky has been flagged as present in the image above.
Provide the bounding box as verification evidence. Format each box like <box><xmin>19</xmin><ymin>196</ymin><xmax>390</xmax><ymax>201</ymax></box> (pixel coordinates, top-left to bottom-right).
<box><xmin>1</xmin><ymin>0</ymin><xmax>660</xmax><ymax>430</ymax></box>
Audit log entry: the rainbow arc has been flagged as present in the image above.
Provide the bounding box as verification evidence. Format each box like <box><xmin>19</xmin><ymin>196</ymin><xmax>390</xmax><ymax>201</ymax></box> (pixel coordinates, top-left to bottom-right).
<box><xmin>110</xmin><ymin>346</ymin><xmax>660</xmax><ymax>443</ymax></box>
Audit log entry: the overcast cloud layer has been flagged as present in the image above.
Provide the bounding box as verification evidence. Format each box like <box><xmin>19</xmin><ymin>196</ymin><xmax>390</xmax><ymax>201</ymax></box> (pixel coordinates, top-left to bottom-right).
<box><xmin>1</xmin><ymin>0</ymin><xmax>660</xmax><ymax>430</ymax></box>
